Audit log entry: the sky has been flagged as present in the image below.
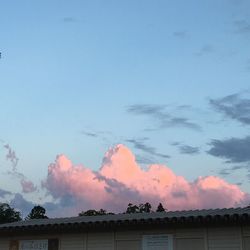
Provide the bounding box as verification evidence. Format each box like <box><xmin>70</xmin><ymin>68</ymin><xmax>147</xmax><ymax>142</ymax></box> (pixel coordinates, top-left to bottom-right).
<box><xmin>0</xmin><ymin>0</ymin><xmax>250</xmax><ymax>218</ymax></box>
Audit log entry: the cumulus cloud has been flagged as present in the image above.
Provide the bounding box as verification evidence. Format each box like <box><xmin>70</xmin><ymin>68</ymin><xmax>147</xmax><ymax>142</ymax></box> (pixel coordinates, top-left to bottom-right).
<box><xmin>43</xmin><ymin>145</ymin><xmax>249</xmax><ymax>215</ymax></box>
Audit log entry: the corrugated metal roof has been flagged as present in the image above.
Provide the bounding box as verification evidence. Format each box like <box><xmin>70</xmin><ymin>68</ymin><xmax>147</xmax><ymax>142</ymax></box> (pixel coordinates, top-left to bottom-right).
<box><xmin>1</xmin><ymin>206</ymin><xmax>250</xmax><ymax>230</ymax></box>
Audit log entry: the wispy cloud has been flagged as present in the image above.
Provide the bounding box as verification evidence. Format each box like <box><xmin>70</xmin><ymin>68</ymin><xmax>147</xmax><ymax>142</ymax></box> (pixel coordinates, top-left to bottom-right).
<box><xmin>127</xmin><ymin>104</ymin><xmax>201</xmax><ymax>131</ymax></box>
<box><xmin>218</xmin><ymin>169</ymin><xmax>230</xmax><ymax>177</ymax></box>
<box><xmin>218</xmin><ymin>165</ymin><xmax>246</xmax><ymax>178</ymax></box>
<box><xmin>173</xmin><ymin>31</ymin><xmax>187</xmax><ymax>39</ymax></box>
<box><xmin>135</xmin><ymin>154</ymin><xmax>155</xmax><ymax>165</ymax></box>
<box><xmin>195</xmin><ymin>44</ymin><xmax>214</xmax><ymax>56</ymax></box>
<box><xmin>234</xmin><ymin>20</ymin><xmax>250</xmax><ymax>34</ymax></box>
<box><xmin>4</xmin><ymin>144</ymin><xmax>19</xmax><ymax>171</ymax></box>
<box><xmin>246</xmin><ymin>59</ymin><xmax>250</xmax><ymax>72</ymax></box>
<box><xmin>126</xmin><ymin>138</ymin><xmax>170</xmax><ymax>159</ymax></box>
<box><xmin>170</xmin><ymin>141</ymin><xmax>181</xmax><ymax>146</ymax></box>
<box><xmin>81</xmin><ymin>130</ymin><xmax>99</xmax><ymax>137</ymax></box>
<box><xmin>178</xmin><ymin>145</ymin><xmax>200</xmax><ymax>155</ymax></box>
<box><xmin>1</xmin><ymin>142</ymin><xmax>37</xmax><ymax>194</ymax></box>
<box><xmin>20</xmin><ymin>179</ymin><xmax>37</xmax><ymax>193</ymax></box>
<box><xmin>63</xmin><ymin>17</ymin><xmax>77</xmax><ymax>23</ymax></box>
<box><xmin>6</xmin><ymin>170</ymin><xmax>37</xmax><ymax>194</ymax></box>
<box><xmin>170</xmin><ymin>142</ymin><xmax>200</xmax><ymax>155</ymax></box>
<box><xmin>207</xmin><ymin>136</ymin><xmax>250</xmax><ymax>163</ymax></box>
<box><xmin>80</xmin><ymin>129</ymin><xmax>114</xmax><ymax>143</ymax></box>
<box><xmin>210</xmin><ymin>93</ymin><xmax>250</xmax><ymax>125</ymax></box>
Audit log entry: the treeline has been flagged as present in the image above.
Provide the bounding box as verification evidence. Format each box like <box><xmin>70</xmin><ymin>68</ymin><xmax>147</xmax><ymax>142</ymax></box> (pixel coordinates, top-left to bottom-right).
<box><xmin>78</xmin><ymin>202</ymin><xmax>166</xmax><ymax>216</ymax></box>
<box><xmin>0</xmin><ymin>203</ymin><xmax>48</xmax><ymax>224</ymax></box>
<box><xmin>0</xmin><ymin>202</ymin><xmax>166</xmax><ymax>224</ymax></box>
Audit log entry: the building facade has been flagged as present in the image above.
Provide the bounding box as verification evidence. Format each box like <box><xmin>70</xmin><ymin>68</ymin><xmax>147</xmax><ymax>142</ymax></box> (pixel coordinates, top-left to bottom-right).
<box><xmin>0</xmin><ymin>207</ymin><xmax>250</xmax><ymax>250</ymax></box>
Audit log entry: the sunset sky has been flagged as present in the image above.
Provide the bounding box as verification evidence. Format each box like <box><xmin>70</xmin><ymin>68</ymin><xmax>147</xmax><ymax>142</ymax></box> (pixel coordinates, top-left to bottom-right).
<box><xmin>1</xmin><ymin>0</ymin><xmax>250</xmax><ymax>217</ymax></box>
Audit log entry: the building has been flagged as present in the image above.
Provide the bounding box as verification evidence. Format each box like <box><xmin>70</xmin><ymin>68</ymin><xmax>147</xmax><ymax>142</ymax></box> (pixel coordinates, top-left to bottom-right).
<box><xmin>0</xmin><ymin>206</ymin><xmax>250</xmax><ymax>250</ymax></box>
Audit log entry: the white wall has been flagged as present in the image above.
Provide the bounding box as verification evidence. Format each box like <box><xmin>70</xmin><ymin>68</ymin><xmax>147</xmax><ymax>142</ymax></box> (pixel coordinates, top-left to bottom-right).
<box><xmin>60</xmin><ymin>234</ymin><xmax>85</xmax><ymax>250</ymax></box>
<box><xmin>207</xmin><ymin>227</ymin><xmax>242</xmax><ymax>250</ymax></box>
<box><xmin>87</xmin><ymin>232</ymin><xmax>114</xmax><ymax>250</ymax></box>
<box><xmin>1</xmin><ymin>226</ymin><xmax>250</xmax><ymax>250</ymax></box>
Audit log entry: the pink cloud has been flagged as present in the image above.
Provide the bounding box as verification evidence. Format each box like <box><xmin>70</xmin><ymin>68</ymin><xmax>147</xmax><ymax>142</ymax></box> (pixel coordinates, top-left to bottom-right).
<box><xmin>43</xmin><ymin>144</ymin><xmax>249</xmax><ymax>215</ymax></box>
<box><xmin>21</xmin><ymin>179</ymin><xmax>37</xmax><ymax>193</ymax></box>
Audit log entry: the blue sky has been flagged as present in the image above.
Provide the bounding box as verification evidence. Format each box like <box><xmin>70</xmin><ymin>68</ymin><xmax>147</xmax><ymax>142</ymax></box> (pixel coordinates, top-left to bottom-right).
<box><xmin>0</xmin><ymin>0</ymin><xmax>250</xmax><ymax>216</ymax></box>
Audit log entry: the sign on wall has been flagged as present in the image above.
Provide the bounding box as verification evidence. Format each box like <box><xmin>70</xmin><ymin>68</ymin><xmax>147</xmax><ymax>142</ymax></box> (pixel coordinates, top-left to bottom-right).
<box><xmin>142</xmin><ymin>234</ymin><xmax>173</xmax><ymax>250</ymax></box>
<box><xmin>19</xmin><ymin>240</ymin><xmax>48</xmax><ymax>250</ymax></box>
<box><xmin>10</xmin><ymin>239</ymin><xmax>58</xmax><ymax>250</ymax></box>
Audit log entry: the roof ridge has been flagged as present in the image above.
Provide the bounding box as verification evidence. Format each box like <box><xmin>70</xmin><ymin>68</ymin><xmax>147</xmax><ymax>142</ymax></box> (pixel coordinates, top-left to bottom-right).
<box><xmin>0</xmin><ymin>206</ymin><xmax>249</xmax><ymax>230</ymax></box>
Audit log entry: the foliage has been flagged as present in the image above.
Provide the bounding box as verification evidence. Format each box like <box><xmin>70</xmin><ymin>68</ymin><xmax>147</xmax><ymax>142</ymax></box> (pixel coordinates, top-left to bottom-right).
<box><xmin>139</xmin><ymin>202</ymin><xmax>152</xmax><ymax>213</ymax></box>
<box><xmin>125</xmin><ymin>203</ymin><xmax>139</xmax><ymax>213</ymax></box>
<box><xmin>0</xmin><ymin>203</ymin><xmax>21</xmax><ymax>224</ymax></box>
<box><xmin>156</xmin><ymin>203</ymin><xmax>166</xmax><ymax>212</ymax></box>
<box><xmin>79</xmin><ymin>209</ymin><xmax>114</xmax><ymax>216</ymax></box>
<box><xmin>26</xmin><ymin>205</ymin><xmax>48</xmax><ymax>220</ymax></box>
<box><xmin>125</xmin><ymin>202</ymin><xmax>152</xmax><ymax>213</ymax></box>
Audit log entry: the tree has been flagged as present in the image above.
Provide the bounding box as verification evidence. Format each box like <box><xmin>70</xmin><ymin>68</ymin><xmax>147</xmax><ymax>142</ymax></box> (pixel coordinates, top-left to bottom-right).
<box><xmin>26</xmin><ymin>205</ymin><xmax>48</xmax><ymax>220</ymax></box>
<box><xmin>125</xmin><ymin>202</ymin><xmax>152</xmax><ymax>213</ymax></box>
<box><xmin>125</xmin><ymin>203</ymin><xmax>139</xmax><ymax>214</ymax></box>
<box><xmin>0</xmin><ymin>203</ymin><xmax>21</xmax><ymax>224</ymax></box>
<box><xmin>139</xmin><ymin>202</ymin><xmax>152</xmax><ymax>213</ymax></box>
<box><xmin>79</xmin><ymin>209</ymin><xmax>114</xmax><ymax>216</ymax></box>
<box><xmin>156</xmin><ymin>203</ymin><xmax>166</xmax><ymax>212</ymax></box>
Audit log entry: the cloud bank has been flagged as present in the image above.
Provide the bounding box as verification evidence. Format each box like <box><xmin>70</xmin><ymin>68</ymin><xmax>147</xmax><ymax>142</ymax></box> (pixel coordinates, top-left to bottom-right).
<box><xmin>43</xmin><ymin>144</ymin><xmax>249</xmax><ymax>215</ymax></box>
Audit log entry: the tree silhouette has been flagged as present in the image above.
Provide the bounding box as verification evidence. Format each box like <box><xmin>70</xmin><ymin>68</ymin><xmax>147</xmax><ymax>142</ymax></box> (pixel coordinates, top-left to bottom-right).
<box><xmin>79</xmin><ymin>209</ymin><xmax>114</xmax><ymax>216</ymax></box>
<box><xmin>125</xmin><ymin>202</ymin><xmax>152</xmax><ymax>213</ymax></box>
<box><xmin>139</xmin><ymin>202</ymin><xmax>152</xmax><ymax>213</ymax></box>
<box><xmin>26</xmin><ymin>205</ymin><xmax>48</xmax><ymax>220</ymax></box>
<box><xmin>125</xmin><ymin>203</ymin><xmax>139</xmax><ymax>213</ymax></box>
<box><xmin>0</xmin><ymin>203</ymin><xmax>21</xmax><ymax>224</ymax></box>
<box><xmin>79</xmin><ymin>202</ymin><xmax>165</xmax><ymax>216</ymax></box>
<box><xmin>156</xmin><ymin>203</ymin><xmax>166</xmax><ymax>212</ymax></box>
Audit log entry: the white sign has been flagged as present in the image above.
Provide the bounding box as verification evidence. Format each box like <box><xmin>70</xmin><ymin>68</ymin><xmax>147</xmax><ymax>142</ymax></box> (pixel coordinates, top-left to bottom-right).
<box><xmin>142</xmin><ymin>234</ymin><xmax>173</xmax><ymax>250</ymax></box>
<box><xmin>19</xmin><ymin>240</ymin><xmax>48</xmax><ymax>250</ymax></box>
